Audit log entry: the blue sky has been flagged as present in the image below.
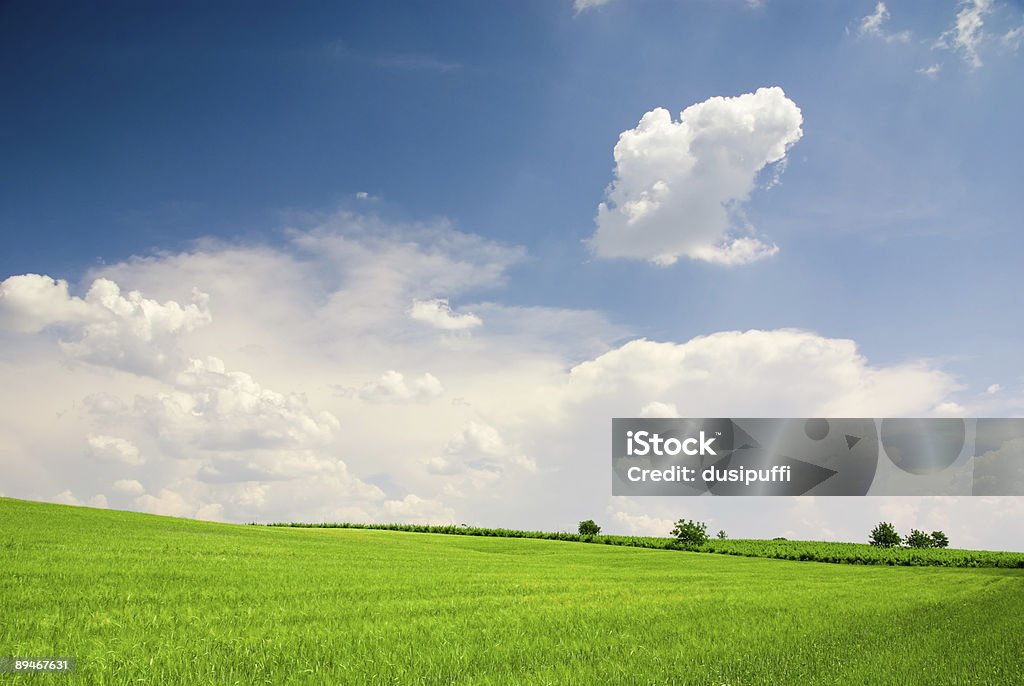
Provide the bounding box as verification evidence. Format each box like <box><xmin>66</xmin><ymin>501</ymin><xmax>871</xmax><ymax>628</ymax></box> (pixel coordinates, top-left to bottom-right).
<box><xmin>1</xmin><ymin>1</ymin><xmax>1023</xmax><ymax>546</ymax></box>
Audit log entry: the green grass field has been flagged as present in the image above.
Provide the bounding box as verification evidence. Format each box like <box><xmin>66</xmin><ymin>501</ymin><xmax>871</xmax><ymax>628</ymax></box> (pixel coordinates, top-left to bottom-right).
<box><xmin>2</xmin><ymin>497</ymin><xmax>1022</xmax><ymax>685</ymax></box>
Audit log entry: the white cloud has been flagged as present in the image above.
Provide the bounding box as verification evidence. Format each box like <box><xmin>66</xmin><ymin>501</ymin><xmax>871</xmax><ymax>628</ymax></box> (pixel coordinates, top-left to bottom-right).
<box><xmin>52</xmin><ymin>490</ymin><xmax>82</xmax><ymax>506</ymax></box>
<box><xmin>374</xmin><ymin>53</ymin><xmax>462</xmax><ymax>73</ymax></box>
<box><xmin>290</xmin><ymin>214</ymin><xmax>524</xmax><ymax>297</ymax></box>
<box><xmin>466</xmin><ymin>303</ymin><xmax>628</xmax><ymax>360</ymax></box>
<box><xmin>0</xmin><ymin>274</ymin><xmax>210</xmax><ymax>376</ymax></box>
<box><xmin>987</xmin><ymin>383</ymin><xmax>1002</xmax><ymax>394</ymax></box>
<box><xmin>113</xmin><ymin>479</ymin><xmax>146</xmax><ymax>494</ymax></box>
<box><xmin>1004</xmin><ymin>24</ymin><xmax>1024</xmax><ymax>52</ymax></box>
<box><xmin>264</xmin><ymin>215</ymin><xmax>522</xmax><ymax>337</ymax></box>
<box><xmin>938</xmin><ymin>0</ymin><xmax>993</xmax><ymax>68</ymax></box>
<box><xmin>859</xmin><ymin>2</ymin><xmax>912</xmax><ymax>42</ymax></box>
<box><xmin>573</xmin><ymin>0</ymin><xmax>613</xmax><ymax>13</ymax></box>
<box><xmin>638</xmin><ymin>401</ymin><xmax>680</xmax><ymax>418</ymax></box>
<box><xmin>410</xmin><ymin>298</ymin><xmax>482</xmax><ymax>330</ymax></box>
<box><xmin>87</xmin><ymin>434</ymin><xmax>144</xmax><ymax>466</ymax></box>
<box><xmin>587</xmin><ymin>87</ymin><xmax>802</xmax><ymax>266</ymax></box>
<box><xmin>860</xmin><ymin>1</ymin><xmax>888</xmax><ymax>34</ymax></box>
<box><xmin>4</xmin><ymin>210</ymin><xmax>1021</xmax><ymax>549</ymax></box>
<box><xmin>934</xmin><ymin>401</ymin><xmax>967</xmax><ymax>416</ymax></box>
<box><xmin>564</xmin><ymin>330</ymin><xmax>956</xmax><ymax>417</ymax></box>
<box><xmin>917</xmin><ymin>63</ymin><xmax>942</xmax><ymax>78</ymax></box>
<box><xmin>574</xmin><ymin>0</ymin><xmax>764</xmax><ymax>15</ymax></box>
<box><xmin>136</xmin><ymin>356</ymin><xmax>340</xmax><ymax>453</ymax></box>
<box><xmin>195</xmin><ymin>503</ymin><xmax>225</xmax><ymax>520</ymax></box>
<box><xmin>14</xmin><ymin>213</ymin><xmax>549</xmax><ymax>525</ymax></box>
<box><xmin>611</xmin><ymin>509</ymin><xmax>676</xmax><ymax>537</ymax></box>
<box><xmin>232</xmin><ymin>483</ymin><xmax>269</xmax><ymax>507</ymax></box>
<box><xmin>0</xmin><ymin>274</ymin><xmax>92</xmax><ymax>332</ymax></box>
<box><xmin>51</xmin><ymin>490</ymin><xmax>108</xmax><ymax>509</ymax></box>
<box><xmin>425</xmin><ymin>421</ymin><xmax>536</xmax><ymax>492</ymax></box>
<box><xmin>355</xmin><ymin>370</ymin><xmax>444</xmax><ymax>404</ymax></box>
<box><xmin>135</xmin><ymin>488</ymin><xmax>219</xmax><ymax>520</ymax></box>
<box><xmin>381</xmin><ymin>494</ymin><xmax>456</xmax><ymax>524</ymax></box>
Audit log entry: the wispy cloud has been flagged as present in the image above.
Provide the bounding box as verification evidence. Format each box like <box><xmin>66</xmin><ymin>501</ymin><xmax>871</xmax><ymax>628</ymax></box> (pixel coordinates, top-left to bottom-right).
<box><xmin>372</xmin><ymin>53</ymin><xmax>462</xmax><ymax>73</ymax></box>
<box><xmin>573</xmin><ymin>0</ymin><xmax>613</xmax><ymax>14</ymax></box>
<box><xmin>323</xmin><ymin>40</ymin><xmax>462</xmax><ymax>74</ymax></box>
<box><xmin>1004</xmin><ymin>23</ymin><xmax>1024</xmax><ymax>52</ymax></box>
<box><xmin>937</xmin><ymin>0</ymin><xmax>993</xmax><ymax>68</ymax></box>
<box><xmin>859</xmin><ymin>2</ymin><xmax>912</xmax><ymax>43</ymax></box>
<box><xmin>575</xmin><ymin>0</ymin><xmax>764</xmax><ymax>15</ymax></box>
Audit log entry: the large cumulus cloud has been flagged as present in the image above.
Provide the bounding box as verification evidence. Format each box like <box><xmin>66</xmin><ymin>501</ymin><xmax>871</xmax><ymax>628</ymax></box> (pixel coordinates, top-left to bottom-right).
<box><xmin>0</xmin><ymin>274</ymin><xmax>210</xmax><ymax>376</ymax></box>
<box><xmin>564</xmin><ymin>330</ymin><xmax>956</xmax><ymax>417</ymax></box>
<box><xmin>1</xmin><ymin>211</ymin><xmax>1019</xmax><ymax>548</ymax></box>
<box><xmin>588</xmin><ymin>87</ymin><xmax>803</xmax><ymax>266</ymax></box>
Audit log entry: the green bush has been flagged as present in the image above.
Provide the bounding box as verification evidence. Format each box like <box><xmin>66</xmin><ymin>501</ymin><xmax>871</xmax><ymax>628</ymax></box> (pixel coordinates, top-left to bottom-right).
<box><xmin>931</xmin><ymin>531</ymin><xmax>949</xmax><ymax>549</ymax></box>
<box><xmin>905</xmin><ymin>529</ymin><xmax>932</xmax><ymax>549</ymax></box>
<box><xmin>869</xmin><ymin>522</ymin><xmax>901</xmax><ymax>548</ymax></box>
<box><xmin>671</xmin><ymin>518</ymin><xmax>709</xmax><ymax>547</ymax></box>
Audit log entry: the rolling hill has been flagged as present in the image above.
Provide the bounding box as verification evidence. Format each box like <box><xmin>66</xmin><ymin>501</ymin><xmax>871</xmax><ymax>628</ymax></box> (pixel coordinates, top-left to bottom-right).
<box><xmin>1</xmin><ymin>497</ymin><xmax>1021</xmax><ymax>684</ymax></box>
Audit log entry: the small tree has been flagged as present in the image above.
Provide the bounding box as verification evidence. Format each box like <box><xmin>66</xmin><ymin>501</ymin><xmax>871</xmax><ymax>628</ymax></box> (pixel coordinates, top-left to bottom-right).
<box><xmin>578</xmin><ymin>519</ymin><xmax>601</xmax><ymax>537</ymax></box>
<box><xmin>930</xmin><ymin>531</ymin><xmax>949</xmax><ymax>549</ymax></box>
<box><xmin>717</xmin><ymin>530</ymin><xmax>728</xmax><ymax>540</ymax></box>
<box><xmin>869</xmin><ymin>521</ymin><xmax>901</xmax><ymax>548</ymax></box>
<box><xmin>671</xmin><ymin>518</ymin><xmax>709</xmax><ymax>547</ymax></box>
<box><xmin>905</xmin><ymin>529</ymin><xmax>932</xmax><ymax>548</ymax></box>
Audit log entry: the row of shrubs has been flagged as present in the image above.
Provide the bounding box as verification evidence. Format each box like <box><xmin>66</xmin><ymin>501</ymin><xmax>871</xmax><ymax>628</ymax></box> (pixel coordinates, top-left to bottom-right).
<box><xmin>696</xmin><ymin>539</ymin><xmax>1024</xmax><ymax>567</ymax></box>
<box><xmin>262</xmin><ymin>520</ymin><xmax>1024</xmax><ymax>568</ymax></box>
<box><xmin>869</xmin><ymin>521</ymin><xmax>949</xmax><ymax>549</ymax></box>
<box><xmin>266</xmin><ymin>520</ymin><xmax>679</xmax><ymax>548</ymax></box>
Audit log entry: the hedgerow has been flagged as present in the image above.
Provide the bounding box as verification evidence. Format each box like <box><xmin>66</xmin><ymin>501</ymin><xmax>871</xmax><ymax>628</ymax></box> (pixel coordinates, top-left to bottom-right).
<box><xmin>261</xmin><ymin>521</ymin><xmax>1024</xmax><ymax>568</ymax></box>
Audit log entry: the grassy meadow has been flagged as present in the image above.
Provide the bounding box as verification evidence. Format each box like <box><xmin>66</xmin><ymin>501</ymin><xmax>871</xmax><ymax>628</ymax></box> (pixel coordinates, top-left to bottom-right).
<box><xmin>1</xmin><ymin>497</ymin><xmax>1023</xmax><ymax>684</ymax></box>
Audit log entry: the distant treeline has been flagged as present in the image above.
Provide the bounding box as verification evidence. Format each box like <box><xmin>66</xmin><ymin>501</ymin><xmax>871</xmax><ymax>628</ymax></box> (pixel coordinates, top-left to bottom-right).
<box><xmin>262</xmin><ymin>522</ymin><xmax>1024</xmax><ymax>568</ymax></box>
